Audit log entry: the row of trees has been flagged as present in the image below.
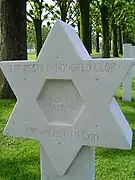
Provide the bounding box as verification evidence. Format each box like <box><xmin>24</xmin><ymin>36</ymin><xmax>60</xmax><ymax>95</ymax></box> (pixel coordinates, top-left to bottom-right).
<box><xmin>27</xmin><ymin>0</ymin><xmax>135</xmax><ymax>58</ymax></box>
<box><xmin>0</xmin><ymin>0</ymin><xmax>135</xmax><ymax>98</ymax></box>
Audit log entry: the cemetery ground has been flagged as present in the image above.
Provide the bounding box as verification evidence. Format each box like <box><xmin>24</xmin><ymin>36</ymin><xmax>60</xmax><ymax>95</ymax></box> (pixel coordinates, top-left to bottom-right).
<box><xmin>0</xmin><ymin>81</ymin><xmax>135</xmax><ymax>180</ymax></box>
<box><xmin>28</xmin><ymin>52</ymin><xmax>36</xmax><ymax>60</ymax></box>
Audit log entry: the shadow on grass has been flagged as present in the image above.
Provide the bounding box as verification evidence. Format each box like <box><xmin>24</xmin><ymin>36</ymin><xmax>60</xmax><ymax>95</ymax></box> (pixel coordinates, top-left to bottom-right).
<box><xmin>0</xmin><ymin>156</ymin><xmax>40</xmax><ymax>180</ymax></box>
<box><xmin>0</xmin><ymin>99</ymin><xmax>16</xmax><ymax>108</ymax></box>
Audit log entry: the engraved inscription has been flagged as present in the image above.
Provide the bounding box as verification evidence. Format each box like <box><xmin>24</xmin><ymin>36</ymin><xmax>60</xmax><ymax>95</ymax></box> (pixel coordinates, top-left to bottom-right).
<box><xmin>37</xmin><ymin>80</ymin><xmax>84</xmax><ymax>125</ymax></box>
<box><xmin>8</xmin><ymin>62</ymin><xmax>121</xmax><ymax>73</ymax></box>
<box><xmin>8</xmin><ymin>64</ymin><xmax>21</xmax><ymax>72</ymax></box>
<box><xmin>24</xmin><ymin>64</ymin><xmax>44</xmax><ymax>73</ymax></box>
<box><xmin>26</xmin><ymin>126</ymin><xmax>99</xmax><ymax>144</ymax></box>
<box><xmin>47</xmin><ymin>87</ymin><xmax>76</xmax><ymax>114</ymax></box>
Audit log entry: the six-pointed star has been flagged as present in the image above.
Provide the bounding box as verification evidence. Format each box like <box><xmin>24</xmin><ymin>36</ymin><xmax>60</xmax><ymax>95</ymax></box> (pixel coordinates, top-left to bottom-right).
<box><xmin>0</xmin><ymin>20</ymin><xmax>133</xmax><ymax>176</ymax></box>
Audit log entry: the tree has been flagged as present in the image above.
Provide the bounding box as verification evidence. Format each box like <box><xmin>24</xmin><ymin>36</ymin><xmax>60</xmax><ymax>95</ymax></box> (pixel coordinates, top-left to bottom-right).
<box><xmin>78</xmin><ymin>0</ymin><xmax>92</xmax><ymax>54</ymax></box>
<box><xmin>92</xmin><ymin>0</ymin><xmax>133</xmax><ymax>57</ymax></box>
<box><xmin>46</xmin><ymin>0</ymin><xmax>78</xmax><ymax>27</ymax></box>
<box><xmin>27</xmin><ymin>21</ymin><xmax>36</xmax><ymax>47</ymax></box>
<box><xmin>120</xmin><ymin>0</ymin><xmax>135</xmax><ymax>44</ymax></box>
<box><xmin>109</xmin><ymin>0</ymin><xmax>125</xmax><ymax>57</ymax></box>
<box><xmin>110</xmin><ymin>0</ymin><xmax>135</xmax><ymax>55</ymax></box>
<box><xmin>0</xmin><ymin>0</ymin><xmax>27</xmax><ymax>99</ymax></box>
<box><xmin>42</xmin><ymin>25</ymin><xmax>50</xmax><ymax>42</ymax></box>
<box><xmin>100</xmin><ymin>2</ymin><xmax>110</xmax><ymax>57</ymax></box>
<box><xmin>54</xmin><ymin>0</ymin><xmax>73</xmax><ymax>22</ymax></box>
<box><xmin>91</xmin><ymin>4</ymin><xmax>101</xmax><ymax>53</ymax></box>
<box><xmin>110</xmin><ymin>1</ymin><xmax>119</xmax><ymax>57</ymax></box>
<box><xmin>27</xmin><ymin>21</ymin><xmax>50</xmax><ymax>49</ymax></box>
<box><xmin>27</xmin><ymin>0</ymin><xmax>49</xmax><ymax>56</ymax></box>
<box><xmin>112</xmin><ymin>18</ymin><xmax>118</xmax><ymax>57</ymax></box>
<box><xmin>49</xmin><ymin>0</ymin><xmax>92</xmax><ymax>53</ymax></box>
<box><xmin>92</xmin><ymin>0</ymin><xmax>110</xmax><ymax>57</ymax></box>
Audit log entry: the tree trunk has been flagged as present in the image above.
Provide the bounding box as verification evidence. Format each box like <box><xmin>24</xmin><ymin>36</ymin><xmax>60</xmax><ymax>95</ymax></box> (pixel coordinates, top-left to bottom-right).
<box><xmin>89</xmin><ymin>19</ymin><xmax>92</xmax><ymax>54</ymax></box>
<box><xmin>109</xmin><ymin>36</ymin><xmax>111</xmax><ymax>51</ymax></box>
<box><xmin>78</xmin><ymin>19</ymin><xmax>80</xmax><ymax>37</ymax></box>
<box><xmin>112</xmin><ymin>19</ymin><xmax>118</xmax><ymax>57</ymax></box>
<box><xmin>0</xmin><ymin>0</ymin><xmax>27</xmax><ymax>99</ymax></box>
<box><xmin>123</xmin><ymin>33</ymin><xmax>132</xmax><ymax>44</ymax></box>
<box><xmin>34</xmin><ymin>19</ymin><xmax>42</xmax><ymax>57</ymax></box>
<box><xmin>123</xmin><ymin>32</ymin><xmax>128</xmax><ymax>44</ymax></box>
<box><xmin>100</xmin><ymin>5</ymin><xmax>110</xmax><ymax>58</ymax></box>
<box><xmin>118</xmin><ymin>27</ymin><xmax>123</xmax><ymax>55</ymax></box>
<box><xmin>96</xmin><ymin>31</ymin><xmax>100</xmax><ymax>53</ymax></box>
<box><xmin>79</xmin><ymin>0</ymin><xmax>90</xmax><ymax>53</ymax></box>
<box><xmin>60</xmin><ymin>2</ymin><xmax>67</xmax><ymax>22</ymax></box>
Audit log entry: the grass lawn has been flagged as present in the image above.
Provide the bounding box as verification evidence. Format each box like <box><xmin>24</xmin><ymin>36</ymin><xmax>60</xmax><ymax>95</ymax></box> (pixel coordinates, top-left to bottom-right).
<box><xmin>28</xmin><ymin>53</ymin><xmax>36</xmax><ymax>60</ymax></box>
<box><xmin>0</xmin><ymin>80</ymin><xmax>135</xmax><ymax>179</ymax></box>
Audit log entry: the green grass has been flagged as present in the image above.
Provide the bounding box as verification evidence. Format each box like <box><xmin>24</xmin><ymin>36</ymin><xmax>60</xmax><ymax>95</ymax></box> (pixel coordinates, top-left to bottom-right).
<box><xmin>0</xmin><ymin>81</ymin><xmax>135</xmax><ymax>179</ymax></box>
<box><xmin>0</xmin><ymin>100</ymin><xmax>40</xmax><ymax>179</ymax></box>
<box><xmin>95</xmin><ymin>79</ymin><xmax>135</xmax><ymax>179</ymax></box>
<box><xmin>91</xmin><ymin>49</ymin><xmax>123</xmax><ymax>58</ymax></box>
<box><xmin>28</xmin><ymin>53</ymin><xmax>36</xmax><ymax>60</ymax></box>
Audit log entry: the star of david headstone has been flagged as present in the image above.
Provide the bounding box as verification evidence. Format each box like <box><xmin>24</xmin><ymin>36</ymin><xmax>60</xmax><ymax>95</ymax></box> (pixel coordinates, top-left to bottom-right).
<box><xmin>0</xmin><ymin>20</ymin><xmax>133</xmax><ymax>177</ymax></box>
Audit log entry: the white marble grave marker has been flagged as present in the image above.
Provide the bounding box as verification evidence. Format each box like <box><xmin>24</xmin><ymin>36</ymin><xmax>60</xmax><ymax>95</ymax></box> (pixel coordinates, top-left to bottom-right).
<box><xmin>122</xmin><ymin>44</ymin><xmax>132</xmax><ymax>101</ymax></box>
<box><xmin>122</xmin><ymin>44</ymin><xmax>135</xmax><ymax>102</ymax></box>
<box><xmin>0</xmin><ymin>20</ymin><xmax>133</xmax><ymax>180</ymax></box>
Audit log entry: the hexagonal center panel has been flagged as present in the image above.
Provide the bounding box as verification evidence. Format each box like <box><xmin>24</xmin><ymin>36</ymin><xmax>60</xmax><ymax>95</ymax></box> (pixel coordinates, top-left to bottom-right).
<box><xmin>37</xmin><ymin>79</ymin><xmax>84</xmax><ymax>125</ymax></box>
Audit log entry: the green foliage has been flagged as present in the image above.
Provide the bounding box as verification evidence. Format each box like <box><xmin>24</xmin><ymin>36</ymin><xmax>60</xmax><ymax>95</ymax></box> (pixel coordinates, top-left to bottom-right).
<box><xmin>42</xmin><ymin>25</ymin><xmax>50</xmax><ymax>42</ymax></box>
<box><xmin>27</xmin><ymin>0</ymin><xmax>48</xmax><ymax>21</ymax></box>
<box><xmin>121</xmin><ymin>1</ymin><xmax>135</xmax><ymax>41</ymax></box>
<box><xmin>27</xmin><ymin>0</ymin><xmax>51</xmax><ymax>56</ymax></box>
<box><xmin>91</xmin><ymin>3</ymin><xmax>101</xmax><ymax>34</ymax></box>
<box><xmin>27</xmin><ymin>22</ymin><xmax>36</xmax><ymax>47</ymax></box>
<box><xmin>27</xmin><ymin>22</ymin><xmax>49</xmax><ymax>48</ymax></box>
<box><xmin>45</xmin><ymin>0</ymin><xmax>78</xmax><ymax>27</ymax></box>
<box><xmin>92</xmin><ymin>0</ymin><xmax>135</xmax><ymax>42</ymax></box>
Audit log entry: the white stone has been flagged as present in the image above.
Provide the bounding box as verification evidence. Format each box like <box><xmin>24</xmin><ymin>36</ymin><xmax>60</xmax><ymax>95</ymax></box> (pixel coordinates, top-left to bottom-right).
<box><xmin>131</xmin><ymin>46</ymin><xmax>135</xmax><ymax>77</ymax></box>
<box><xmin>40</xmin><ymin>145</ymin><xmax>95</xmax><ymax>180</ymax></box>
<box><xmin>122</xmin><ymin>45</ymin><xmax>135</xmax><ymax>102</ymax></box>
<box><xmin>122</xmin><ymin>44</ymin><xmax>132</xmax><ymax>101</ymax></box>
<box><xmin>0</xmin><ymin>20</ymin><xmax>133</xmax><ymax>178</ymax></box>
